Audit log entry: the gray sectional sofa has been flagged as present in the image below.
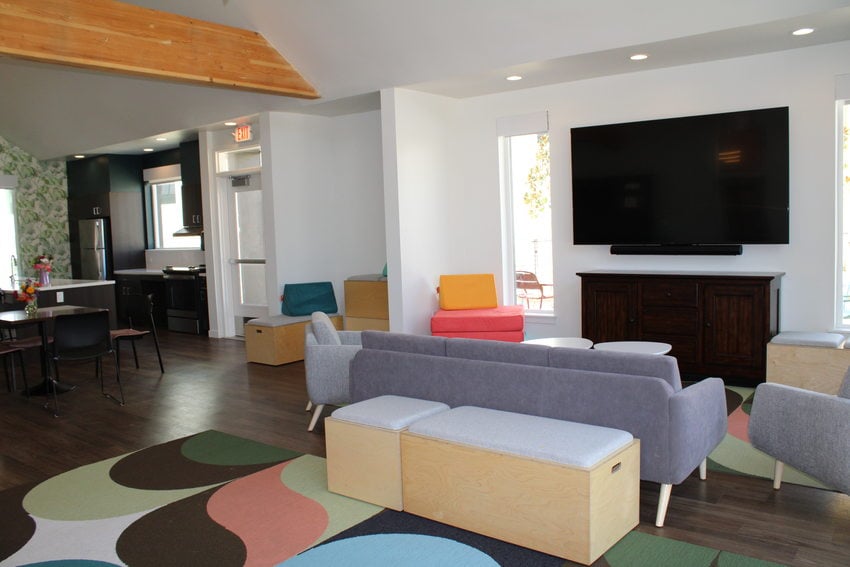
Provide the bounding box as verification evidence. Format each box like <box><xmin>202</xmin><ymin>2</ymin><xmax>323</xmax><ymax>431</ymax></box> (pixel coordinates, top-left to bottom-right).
<box><xmin>348</xmin><ymin>331</ymin><xmax>728</xmax><ymax>527</ymax></box>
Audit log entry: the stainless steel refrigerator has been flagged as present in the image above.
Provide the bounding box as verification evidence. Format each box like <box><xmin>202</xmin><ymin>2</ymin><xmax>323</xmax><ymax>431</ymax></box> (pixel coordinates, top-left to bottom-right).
<box><xmin>78</xmin><ymin>218</ymin><xmax>110</xmax><ymax>280</ymax></box>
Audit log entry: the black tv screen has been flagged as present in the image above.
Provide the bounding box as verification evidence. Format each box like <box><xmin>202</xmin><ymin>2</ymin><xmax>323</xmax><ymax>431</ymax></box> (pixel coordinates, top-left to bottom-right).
<box><xmin>571</xmin><ymin>107</ymin><xmax>789</xmax><ymax>248</ymax></box>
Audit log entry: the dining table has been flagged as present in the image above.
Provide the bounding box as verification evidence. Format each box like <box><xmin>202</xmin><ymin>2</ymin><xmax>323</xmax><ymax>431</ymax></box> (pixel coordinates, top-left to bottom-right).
<box><xmin>0</xmin><ymin>304</ymin><xmax>107</xmax><ymax>395</ymax></box>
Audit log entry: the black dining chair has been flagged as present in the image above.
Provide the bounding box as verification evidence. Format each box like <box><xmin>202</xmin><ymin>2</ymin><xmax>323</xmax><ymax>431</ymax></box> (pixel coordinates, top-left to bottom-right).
<box><xmin>0</xmin><ymin>342</ymin><xmax>28</xmax><ymax>397</ymax></box>
<box><xmin>110</xmin><ymin>293</ymin><xmax>164</xmax><ymax>373</ymax></box>
<box><xmin>50</xmin><ymin>310</ymin><xmax>123</xmax><ymax>415</ymax></box>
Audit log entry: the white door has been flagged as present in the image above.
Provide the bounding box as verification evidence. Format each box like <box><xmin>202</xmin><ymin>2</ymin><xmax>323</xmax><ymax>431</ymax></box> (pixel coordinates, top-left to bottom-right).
<box><xmin>226</xmin><ymin>173</ymin><xmax>267</xmax><ymax>319</ymax></box>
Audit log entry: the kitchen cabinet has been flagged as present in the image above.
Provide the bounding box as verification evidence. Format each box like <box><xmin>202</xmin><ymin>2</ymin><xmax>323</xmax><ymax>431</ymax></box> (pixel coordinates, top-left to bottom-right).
<box><xmin>115</xmin><ymin>273</ymin><xmax>167</xmax><ymax>327</ymax></box>
<box><xmin>179</xmin><ymin>140</ymin><xmax>203</xmax><ymax>228</ymax></box>
<box><xmin>578</xmin><ymin>271</ymin><xmax>782</xmax><ymax>383</ymax></box>
<box><xmin>66</xmin><ymin>155</ymin><xmax>145</xmax><ymax>279</ymax></box>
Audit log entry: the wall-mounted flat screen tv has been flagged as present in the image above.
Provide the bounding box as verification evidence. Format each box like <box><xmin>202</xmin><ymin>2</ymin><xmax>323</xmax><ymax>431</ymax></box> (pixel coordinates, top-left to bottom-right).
<box><xmin>571</xmin><ymin>107</ymin><xmax>789</xmax><ymax>253</ymax></box>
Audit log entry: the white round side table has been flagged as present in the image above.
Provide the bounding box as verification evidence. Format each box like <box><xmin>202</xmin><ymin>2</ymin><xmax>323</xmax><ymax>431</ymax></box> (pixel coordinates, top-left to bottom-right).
<box><xmin>592</xmin><ymin>341</ymin><xmax>672</xmax><ymax>355</ymax></box>
<box><xmin>522</xmin><ymin>337</ymin><xmax>594</xmax><ymax>349</ymax></box>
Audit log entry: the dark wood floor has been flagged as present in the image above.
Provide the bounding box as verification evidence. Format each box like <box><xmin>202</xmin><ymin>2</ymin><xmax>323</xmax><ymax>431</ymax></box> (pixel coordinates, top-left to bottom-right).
<box><xmin>1</xmin><ymin>330</ymin><xmax>848</xmax><ymax>566</ymax></box>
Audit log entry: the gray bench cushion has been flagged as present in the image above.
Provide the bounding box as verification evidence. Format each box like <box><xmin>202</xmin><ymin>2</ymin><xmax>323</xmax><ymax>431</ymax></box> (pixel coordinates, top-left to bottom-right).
<box><xmin>770</xmin><ymin>331</ymin><xmax>846</xmax><ymax>348</ymax></box>
<box><xmin>248</xmin><ymin>314</ymin><xmax>313</xmax><ymax>327</ymax></box>
<box><xmin>408</xmin><ymin>406</ymin><xmax>633</xmax><ymax>468</ymax></box>
<box><xmin>331</xmin><ymin>395</ymin><xmax>449</xmax><ymax>430</ymax></box>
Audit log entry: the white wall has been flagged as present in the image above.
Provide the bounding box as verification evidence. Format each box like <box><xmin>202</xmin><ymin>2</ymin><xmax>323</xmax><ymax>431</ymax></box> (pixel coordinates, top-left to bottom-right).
<box><xmin>263</xmin><ymin>110</ymin><xmax>385</xmax><ymax>316</ymax></box>
<box><xmin>386</xmin><ymin>41</ymin><xmax>850</xmax><ymax>337</ymax></box>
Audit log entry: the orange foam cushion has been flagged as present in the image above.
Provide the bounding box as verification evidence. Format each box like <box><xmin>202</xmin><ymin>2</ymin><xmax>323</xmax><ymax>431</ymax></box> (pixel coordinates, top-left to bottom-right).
<box><xmin>439</xmin><ymin>274</ymin><xmax>498</xmax><ymax>310</ymax></box>
<box><xmin>430</xmin><ymin>304</ymin><xmax>525</xmax><ymax>333</ymax></box>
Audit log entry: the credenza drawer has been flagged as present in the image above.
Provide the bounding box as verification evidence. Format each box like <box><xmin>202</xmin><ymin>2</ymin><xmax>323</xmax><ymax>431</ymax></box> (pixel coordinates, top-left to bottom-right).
<box><xmin>641</xmin><ymin>281</ymin><xmax>698</xmax><ymax>307</ymax></box>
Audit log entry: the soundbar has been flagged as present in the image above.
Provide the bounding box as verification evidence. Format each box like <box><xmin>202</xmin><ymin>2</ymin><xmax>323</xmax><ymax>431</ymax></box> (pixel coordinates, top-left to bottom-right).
<box><xmin>610</xmin><ymin>244</ymin><xmax>743</xmax><ymax>256</ymax></box>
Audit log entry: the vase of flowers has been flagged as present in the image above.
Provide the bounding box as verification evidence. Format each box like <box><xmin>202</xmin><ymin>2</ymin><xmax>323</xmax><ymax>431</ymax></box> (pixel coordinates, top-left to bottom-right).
<box><xmin>33</xmin><ymin>254</ymin><xmax>53</xmax><ymax>287</ymax></box>
<box><xmin>16</xmin><ymin>278</ymin><xmax>40</xmax><ymax>317</ymax></box>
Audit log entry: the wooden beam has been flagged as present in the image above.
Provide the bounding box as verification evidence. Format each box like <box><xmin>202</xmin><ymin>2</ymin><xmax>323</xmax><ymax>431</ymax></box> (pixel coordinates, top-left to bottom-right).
<box><xmin>0</xmin><ymin>0</ymin><xmax>319</xmax><ymax>99</ymax></box>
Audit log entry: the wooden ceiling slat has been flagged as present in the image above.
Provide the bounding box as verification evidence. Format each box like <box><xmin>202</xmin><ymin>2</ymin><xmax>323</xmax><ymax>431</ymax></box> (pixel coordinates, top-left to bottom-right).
<box><xmin>0</xmin><ymin>0</ymin><xmax>319</xmax><ymax>99</ymax></box>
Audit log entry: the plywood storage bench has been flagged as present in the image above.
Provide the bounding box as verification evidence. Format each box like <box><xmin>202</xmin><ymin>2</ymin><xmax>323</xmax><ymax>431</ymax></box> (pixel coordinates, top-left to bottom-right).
<box><xmin>245</xmin><ymin>314</ymin><xmax>342</xmax><ymax>366</ymax></box>
<box><xmin>344</xmin><ymin>275</ymin><xmax>389</xmax><ymax>331</ymax></box>
<box><xmin>401</xmin><ymin>406</ymin><xmax>639</xmax><ymax>565</ymax></box>
<box><xmin>325</xmin><ymin>395</ymin><xmax>450</xmax><ymax>510</ymax></box>
<box><xmin>767</xmin><ymin>331</ymin><xmax>849</xmax><ymax>394</ymax></box>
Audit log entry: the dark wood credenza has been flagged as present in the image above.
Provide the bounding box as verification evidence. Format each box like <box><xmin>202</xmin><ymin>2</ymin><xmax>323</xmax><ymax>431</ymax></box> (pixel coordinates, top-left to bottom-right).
<box><xmin>578</xmin><ymin>271</ymin><xmax>783</xmax><ymax>383</ymax></box>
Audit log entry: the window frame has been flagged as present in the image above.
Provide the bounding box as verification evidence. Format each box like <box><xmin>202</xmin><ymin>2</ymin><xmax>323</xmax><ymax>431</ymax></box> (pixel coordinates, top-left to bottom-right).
<box><xmin>498</xmin><ymin>114</ymin><xmax>554</xmax><ymax>314</ymax></box>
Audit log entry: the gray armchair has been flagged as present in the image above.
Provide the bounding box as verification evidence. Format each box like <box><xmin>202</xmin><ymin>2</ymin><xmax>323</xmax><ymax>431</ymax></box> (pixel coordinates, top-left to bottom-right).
<box><xmin>748</xmin><ymin>369</ymin><xmax>850</xmax><ymax>494</ymax></box>
<box><xmin>304</xmin><ymin>311</ymin><xmax>362</xmax><ymax>431</ymax></box>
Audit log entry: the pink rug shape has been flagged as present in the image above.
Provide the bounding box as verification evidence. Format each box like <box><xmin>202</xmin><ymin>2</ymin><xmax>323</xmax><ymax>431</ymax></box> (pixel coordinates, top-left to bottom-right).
<box><xmin>207</xmin><ymin>460</ymin><xmax>328</xmax><ymax>566</ymax></box>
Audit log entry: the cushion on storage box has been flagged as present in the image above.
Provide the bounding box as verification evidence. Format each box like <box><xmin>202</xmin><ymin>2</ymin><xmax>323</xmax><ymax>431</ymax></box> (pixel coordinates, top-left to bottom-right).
<box><xmin>248</xmin><ymin>314</ymin><xmax>312</xmax><ymax>327</ymax></box>
<box><xmin>430</xmin><ymin>304</ymin><xmax>525</xmax><ymax>333</ymax></box>
<box><xmin>331</xmin><ymin>395</ymin><xmax>450</xmax><ymax>430</ymax></box>
<box><xmin>408</xmin><ymin>406</ymin><xmax>634</xmax><ymax>468</ymax></box>
<box><xmin>281</xmin><ymin>282</ymin><xmax>338</xmax><ymax>316</ymax></box>
<box><xmin>770</xmin><ymin>331</ymin><xmax>846</xmax><ymax>349</ymax></box>
<box><xmin>438</xmin><ymin>274</ymin><xmax>498</xmax><ymax>310</ymax></box>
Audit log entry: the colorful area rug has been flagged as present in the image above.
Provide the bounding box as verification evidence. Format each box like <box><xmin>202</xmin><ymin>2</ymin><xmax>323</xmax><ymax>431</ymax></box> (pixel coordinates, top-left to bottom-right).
<box><xmin>707</xmin><ymin>386</ymin><xmax>828</xmax><ymax>490</ymax></box>
<box><xmin>0</xmin><ymin>430</ymin><xmax>786</xmax><ymax>566</ymax></box>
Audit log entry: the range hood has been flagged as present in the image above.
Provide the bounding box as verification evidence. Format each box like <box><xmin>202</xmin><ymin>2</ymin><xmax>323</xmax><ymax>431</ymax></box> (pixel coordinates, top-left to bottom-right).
<box><xmin>173</xmin><ymin>226</ymin><xmax>204</xmax><ymax>237</ymax></box>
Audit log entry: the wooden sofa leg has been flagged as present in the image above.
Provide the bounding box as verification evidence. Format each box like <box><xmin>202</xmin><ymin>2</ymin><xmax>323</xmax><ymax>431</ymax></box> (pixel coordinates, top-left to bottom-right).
<box><xmin>308</xmin><ymin>404</ymin><xmax>325</xmax><ymax>432</ymax></box>
<box><xmin>773</xmin><ymin>460</ymin><xmax>784</xmax><ymax>490</ymax></box>
<box><xmin>656</xmin><ymin>483</ymin><xmax>672</xmax><ymax>527</ymax></box>
<box><xmin>306</xmin><ymin>400</ymin><xmax>313</xmax><ymax>412</ymax></box>
<box><xmin>699</xmin><ymin>458</ymin><xmax>707</xmax><ymax>480</ymax></box>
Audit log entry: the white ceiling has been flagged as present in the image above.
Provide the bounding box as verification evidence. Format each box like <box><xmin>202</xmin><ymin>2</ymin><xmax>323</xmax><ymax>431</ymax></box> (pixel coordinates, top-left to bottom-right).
<box><xmin>2</xmin><ymin>0</ymin><xmax>850</xmax><ymax>161</ymax></box>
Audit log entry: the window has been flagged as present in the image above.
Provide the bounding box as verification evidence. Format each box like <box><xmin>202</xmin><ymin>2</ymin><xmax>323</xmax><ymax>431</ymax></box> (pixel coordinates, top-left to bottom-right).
<box><xmin>502</xmin><ymin>131</ymin><xmax>554</xmax><ymax>312</ymax></box>
<box><xmin>144</xmin><ymin>165</ymin><xmax>201</xmax><ymax>249</ymax></box>
<box><xmin>0</xmin><ymin>185</ymin><xmax>19</xmax><ymax>286</ymax></box>
<box><xmin>839</xmin><ymin>101</ymin><xmax>850</xmax><ymax>326</ymax></box>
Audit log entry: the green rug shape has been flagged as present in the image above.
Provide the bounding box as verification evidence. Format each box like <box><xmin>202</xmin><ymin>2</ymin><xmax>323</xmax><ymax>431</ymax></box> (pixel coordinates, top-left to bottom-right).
<box><xmin>605</xmin><ymin>532</ymin><xmax>785</xmax><ymax>567</ymax></box>
<box><xmin>182</xmin><ymin>430</ymin><xmax>300</xmax><ymax>465</ymax></box>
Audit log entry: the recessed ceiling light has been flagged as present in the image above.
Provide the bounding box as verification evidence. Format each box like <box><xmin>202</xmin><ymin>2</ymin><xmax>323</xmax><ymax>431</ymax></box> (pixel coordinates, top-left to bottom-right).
<box><xmin>792</xmin><ymin>27</ymin><xmax>814</xmax><ymax>36</ymax></box>
<box><xmin>73</xmin><ymin>154</ymin><xmax>85</xmax><ymax>159</ymax></box>
<box><xmin>630</xmin><ymin>53</ymin><xmax>649</xmax><ymax>61</ymax></box>
<box><xmin>155</xmin><ymin>137</ymin><xmax>167</xmax><ymax>141</ymax></box>
<box><xmin>506</xmin><ymin>75</ymin><xmax>523</xmax><ymax>81</ymax></box>
<box><xmin>143</xmin><ymin>148</ymin><xmax>154</xmax><ymax>152</ymax></box>
<box><xmin>224</xmin><ymin>121</ymin><xmax>238</xmax><ymax>126</ymax></box>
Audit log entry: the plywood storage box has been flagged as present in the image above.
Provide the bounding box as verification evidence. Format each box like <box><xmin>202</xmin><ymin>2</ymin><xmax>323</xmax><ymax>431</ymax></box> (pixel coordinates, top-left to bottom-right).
<box><xmin>325</xmin><ymin>396</ymin><xmax>450</xmax><ymax>510</ymax></box>
<box><xmin>245</xmin><ymin>314</ymin><xmax>342</xmax><ymax>366</ymax></box>
<box><xmin>400</xmin><ymin>408</ymin><xmax>640</xmax><ymax>565</ymax></box>
<box><xmin>344</xmin><ymin>276</ymin><xmax>389</xmax><ymax>331</ymax></box>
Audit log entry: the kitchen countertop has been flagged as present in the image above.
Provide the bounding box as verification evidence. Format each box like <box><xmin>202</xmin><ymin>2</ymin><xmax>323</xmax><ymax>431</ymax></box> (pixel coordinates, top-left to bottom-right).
<box><xmin>2</xmin><ymin>278</ymin><xmax>115</xmax><ymax>296</ymax></box>
<box><xmin>35</xmin><ymin>278</ymin><xmax>116</xmax><ymax>291</ymax></box>
<box><xmin>114</xmin><ymin>269</ymin><xmax>166</xmax><ymax>276</ymax></box>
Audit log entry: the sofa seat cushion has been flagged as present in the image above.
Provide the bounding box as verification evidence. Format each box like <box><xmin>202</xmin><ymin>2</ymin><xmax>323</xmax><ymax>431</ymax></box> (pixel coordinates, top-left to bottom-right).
<box><xmin>430</xmin><ymin>304</ymin><xmax>525</xmax><ymax>333</ymax></box>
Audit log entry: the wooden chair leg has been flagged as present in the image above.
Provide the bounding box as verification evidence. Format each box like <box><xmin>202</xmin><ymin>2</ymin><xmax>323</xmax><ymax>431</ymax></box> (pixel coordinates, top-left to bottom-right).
<box><xmin>308</xmin><ymin>404</ymin><xmax>325</xmax><ymax>432</ymax></box>
<box><xmin>773</xmin><ymin>460</ymin><xmax>784</xmax><ymax>490</ymax></box>
<box><xmin>656</xmin><ymin>483</ymin><xmax>672</xmax><ymax>527</ymax></box>
<box><xmin>699</xmin><ymin>458</ymin><xmax>707</xmax><ymax>480</ymax></box>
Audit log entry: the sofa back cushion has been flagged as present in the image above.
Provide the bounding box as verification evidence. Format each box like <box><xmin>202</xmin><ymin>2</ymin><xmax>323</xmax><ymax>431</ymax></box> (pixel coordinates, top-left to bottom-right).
<box><xmin>548</xmin><ymin>347</ymin><xmax>682</xmax><ymax>391</ymax></box>
<box><xmin>445</xmin><ymin>337</ymin><xmax>549</xmax><ymax>366</ymax></box>
<box><xmin>360</xmin><ymin>330</ymin><xmax>447</xmax><ymax>355</ymax></box>
<box><xmin>311</xmin><ymin>311</ymin><xmax>341</xmax><ymax>345</ymax></box>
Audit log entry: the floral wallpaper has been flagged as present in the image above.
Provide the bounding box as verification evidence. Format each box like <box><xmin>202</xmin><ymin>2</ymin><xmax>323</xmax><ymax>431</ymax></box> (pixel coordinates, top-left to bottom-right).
<box><xmin>0</xmin><ymin>136</ymin><xmax>70</xmax><ymax>280</ymax></box>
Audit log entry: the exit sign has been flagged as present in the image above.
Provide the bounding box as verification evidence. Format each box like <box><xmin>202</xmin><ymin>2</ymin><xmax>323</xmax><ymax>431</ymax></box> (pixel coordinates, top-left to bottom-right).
<box><xmin>232</xmin><ymin>125</ymin><xmax>253</xmax><ymax>143</ymax></box>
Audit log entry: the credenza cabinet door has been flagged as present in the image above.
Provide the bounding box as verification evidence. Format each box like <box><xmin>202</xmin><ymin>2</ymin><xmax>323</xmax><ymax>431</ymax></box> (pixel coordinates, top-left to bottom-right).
<box><xmin>580</xmin><ymin>279</ymin><xmax>639</xmax><ymax>343</ymax></box>
<box><xmin>702</xmin><ymin>283</ymin><xmax>767</xmax><ymax>376</ymax></box>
